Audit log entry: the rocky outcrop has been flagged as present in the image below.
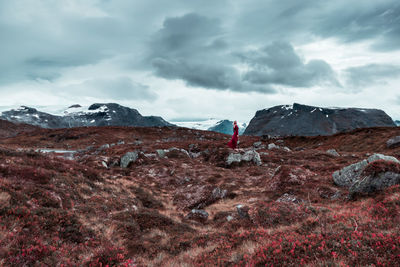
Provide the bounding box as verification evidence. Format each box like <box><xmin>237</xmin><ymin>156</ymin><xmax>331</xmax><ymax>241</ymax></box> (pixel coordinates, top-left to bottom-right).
<box><xmin>0</xmin><ymin>103</ymin><xmax>173</xmax><ymax>128</ymax></box>
<box><xmin>244</xmin><ymin>103</ymin><xmax>396</xmax><ymax>136</ymax></box>
<box><xmin>185</xmin><ymin>209</ymin><xmax>209</xmax><ymax>223</ymax></box>
<box><xmin>326</xmin><ymin>149</ymin><xmax>340</xmax><ymax>157</ymax></box>
<box><xmin>333</xmin><ymin>154</ymin><xmax>400</xmax><ymax>195</ymax></box>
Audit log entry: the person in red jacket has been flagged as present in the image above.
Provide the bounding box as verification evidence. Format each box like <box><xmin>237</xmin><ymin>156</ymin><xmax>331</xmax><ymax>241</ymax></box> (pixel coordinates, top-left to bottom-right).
<box><xmin>228</xmin><ymin>121</ymin><xmax>239</xmax><ymax>151</ymax></box>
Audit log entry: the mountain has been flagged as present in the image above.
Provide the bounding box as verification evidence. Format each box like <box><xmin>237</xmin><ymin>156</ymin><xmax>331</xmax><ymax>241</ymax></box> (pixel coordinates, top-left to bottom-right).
<box><xmin>244</xmin><ymin>103</ymin><xmax>396</xmax><ymax>136</ymax></box>
<box><xmin>396</xmin><ymin>120</ymin><xmax>400</xmax><ymax>126</ymax></box>
<box><xmin>172</xmin><ymin>118</ymin><xmax>247</xmax><ymax>134</ymax></box>
<box><xmin>207</xmin><ymin>120</ymin><xmax>247</xmax><ymax>135</ymax></box>
<box><xmin>0</xmin><ymin>103</ymin><xmax>173</xmax><ymax>128</ymax></box>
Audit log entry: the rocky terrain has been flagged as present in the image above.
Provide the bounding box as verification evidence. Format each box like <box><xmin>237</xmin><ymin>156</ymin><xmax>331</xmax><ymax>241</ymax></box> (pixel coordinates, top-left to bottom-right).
<box><xmin>244</xmin><ymin>103</ymin><xmax>396</xmax><ymax>136</ymax></box>
<box><xmin>0</xmin><ymin>121</ymin><xmax>400</xmax><ymax>266</ymax></box>
<box><xmin>0</xmin><ymin>103</ymin><xmax>173</xmax><ymax>129</ymax></box>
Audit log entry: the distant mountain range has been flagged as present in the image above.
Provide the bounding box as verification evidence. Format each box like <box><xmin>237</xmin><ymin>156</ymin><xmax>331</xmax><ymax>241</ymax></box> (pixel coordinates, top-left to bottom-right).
<box><xmin>244</xmin><ymin>103</ymin><xmax>396</xmax><ymax>136</ymax></box>
<box><xmin>0</xmin><ymin>103</ymin><xmax>173</xmax><ymax>128</ymax></box>
<box><xmin>173</xmin><ymin>119</ymin><xmax>247</xmax><ymax>135</ymax></box>
<box><xmin>395</xmin><ymin>120</ymin><xmax>400</xmax><ymax>126</ymax></box>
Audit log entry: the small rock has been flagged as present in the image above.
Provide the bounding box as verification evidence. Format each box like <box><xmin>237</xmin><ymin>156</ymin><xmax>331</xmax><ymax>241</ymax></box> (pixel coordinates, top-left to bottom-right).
<box><xmin>276</xmin><ymin>193</ymin><xmax>302</xmax><ymax>204</ymax></box>
<box><xmin>253</xmin><ymin>141</ymin><xmax>262</xmax><ymax>148</ymax></box>
<box><xmin>156</xmin><ymin>149</ymin><xmax>166</xmax><ymax>158</ymax></box>
<box><xmin>0</xmin><ymin>192</ymin><xmax>11</xmax><ymax>209</ymax></box>
<box><xmin>283</xmin><ymin>146</ymin><xmax>291</xmax><ymax>152</ymax></box>
<box><xmin>236</xmin><ymin>204</ymin><xmax>250</xmax><ymax>219</ymax></box>
<box><xmin>120</xmin><ymin>151</ymin><xmax>139</xmax><ymax>168</ymax></box>
<box><xmin>117</xmin><ymin>140</ymin><xmax>125</xmax><ymax>145</ymax></box>
<box><xmin>186</xmin><ymin>209</ymin><xmax>209</xmax><ymax>223</ymax></box>
<box><xmin>387</xmin><ymin>136</ymin><xmax>400</xmax><ymax>148</ymax></box>
<box><xmin>98</xmin><ymin>144</ymin><xmax>110</xmax><ymax>151</ymax></box>
<box><xmin>226</xmin><ymin>215</ymin><xmax>234</xmax><ymax>222</ymax></box>
<box><xmin>326</xmin><ymin>149</ymin><xmax>340</xmax><ymax>157</ymax></box>
<box><xmin>134</xmin><ymin>140</ymin><xmax>143</xmax><ymax>145</ymax></box>
<box><xmin>268</xmin><ymin>143</ymin><xmax>279</xmax><ymax>150</ymax></box>
<box><xmin>101</xmin><ymin>161</ymin><xmax>108</xmax><ymax>168</ymax></box>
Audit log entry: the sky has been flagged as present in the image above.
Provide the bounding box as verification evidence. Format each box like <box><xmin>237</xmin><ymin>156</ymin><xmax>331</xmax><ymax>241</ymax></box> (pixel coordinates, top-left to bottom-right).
<box><xmin>1</xmin><ymin>0</ymin><xmax>400</xmax><ymax>123</ymax></box>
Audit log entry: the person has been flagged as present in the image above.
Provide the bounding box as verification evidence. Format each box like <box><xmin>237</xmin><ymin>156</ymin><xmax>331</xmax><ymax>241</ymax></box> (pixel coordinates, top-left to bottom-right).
<box><xmin>228</xmin><ymin>121</ymin><xmax>239</xmax><ymax>151</ymax></box>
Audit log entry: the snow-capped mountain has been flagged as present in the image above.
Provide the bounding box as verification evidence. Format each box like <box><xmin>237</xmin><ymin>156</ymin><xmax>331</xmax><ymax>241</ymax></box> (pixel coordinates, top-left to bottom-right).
<box><xmin>173</xmin><ymin>118</ymin><xmax>247</xmax><ymax>135</ymax></box>
<box><xmin>244</xmin><ymin>103</ymin><xmax>396</xmax><ymax>136</ymax></box>
<box><xmin>0</xmin><ymin>103</ymin><xmax>173</xmax><ymax>128</ymax></box>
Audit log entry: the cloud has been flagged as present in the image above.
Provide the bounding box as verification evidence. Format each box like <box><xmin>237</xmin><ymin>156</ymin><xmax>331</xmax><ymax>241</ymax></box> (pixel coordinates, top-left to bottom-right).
<box><xmin>66</xmin><ymin>77</ymin><xmax>157</xmax><ymax>101</ymax></box>
<box><xmin>147</xmin><ymin>13</ymin><xmax>275</xmax><ymax>93</ymax></box>
<box><xmin>344</xmin><ymin>64</ymin><xmax>400</xmax><ymax>88</ymax></box>
<box><xmin>238</xmin><ymin>41</ymin><xmax>340</xmax><ymax>88</ymax></box>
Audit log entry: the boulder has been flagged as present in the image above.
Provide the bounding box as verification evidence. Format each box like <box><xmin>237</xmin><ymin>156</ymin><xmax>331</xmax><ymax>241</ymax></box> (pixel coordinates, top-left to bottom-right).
<box><xmin>120</xmin><ymin>151</ymin><xmax>139</xmax><ymax>168</ymax></box>
<box><xmin>333</xmin><ymin>154</ymin><xmax>400</xmax><ymax>187</ymax></box>
<box><xmin>333</xmin><ymin>153</ymin><xmax>400</xmax><ymax>195</ymax></box>
<box><xmin>226</xmin><ymin>150</ymin><xmax>262</xmax><ymax>166</ymax></box>
<box><xmin>156</xmin><ymin>149</ymin><xmax>166</xmax><ymax>158</ymax></box>
<box><xmin>387</xmin><ymin>136</ymin><xmax>400</xmax><ymax>148</ymax></box>
<box><xmin>186</xmin><ymin>209</ymin><xmax>209</xmax><ymax>223</ymax></box>
<box><xmin>236</xmin><ymin>204</ymin><xmax>250</xmax><ymax>219</ymax></box>
<box><xmin>173</xmin><ymin>185</ymin><xmax>228</xmax><ymax>210</ymax></box>
<box><xmin>326</xmin><ymin>149</ymin><xmax>340</xmax><ymax>157</ymax></box>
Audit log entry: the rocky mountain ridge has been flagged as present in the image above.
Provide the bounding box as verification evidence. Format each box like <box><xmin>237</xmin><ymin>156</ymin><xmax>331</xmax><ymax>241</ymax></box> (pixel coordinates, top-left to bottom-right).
<box><xmin>244</xmin><ymin>103</ymin><xmax>396</xmax><ymax>136</ymax></box>
<box><xmin>0</xmin><ymin>103</ymin><xmax>173</xmax><ymax>128</ymax></box>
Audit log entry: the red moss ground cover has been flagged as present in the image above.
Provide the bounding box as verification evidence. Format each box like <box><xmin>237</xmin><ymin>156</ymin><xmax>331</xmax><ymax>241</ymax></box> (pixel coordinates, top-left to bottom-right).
<box><xmin>0</xmin><ymin>125</ymin><xmax>399</xmax><ymax>266</ymax></box>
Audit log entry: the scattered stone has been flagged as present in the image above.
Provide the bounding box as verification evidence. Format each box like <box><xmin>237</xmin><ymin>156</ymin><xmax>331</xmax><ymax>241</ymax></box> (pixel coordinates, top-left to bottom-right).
<box><xmin>283</xmin><ymin>146</ymin><xmax>291</xmax><ymax>152</ymax></box>
<box><xmin>189</xmin><ymin>152</ymin><xmax>201</xmax><ymax>158</ymax></box>
<box><xmin>134</xmin><ymin>140</ymin><xmax>143</xmax><ymax>145</ymax></box>
<box><xmin>120</xmin><ymin>151</ymin><xmax>139</xmax><ymax>168</ymax></box>
<box><xmin>186</xmin><ymin>209</ymin><xmax>209</xmax><ymax>223</ymax></box>
<box><xmin>156</xmin><ymin>149</ymin><xmax>166</xmax><ymax>158</ymax></box>
<box><xmin>165</xmin><ymin>148</ymin><xmax>190</xmax><ymax>158</ymax></box>
<box><xmin>268</xmin><ymin>143</ymin><xmax>279</xmax><ymax>150</ymax></box>
<box><xmin>333</xmin><ymin>153</ymin><xmax>400</xmax><ymax>195</ymax></box>
<box><xmin>276</xmin><ymin>193</ymin><xmax>302</xmax><ymax>204</ymax></box>
<box><xmin>259</xmin><ymin>152</ymin><xmax>269</xmax><ymax>156</ymax></box>
<box><xmin>101</xmin><ymin>161</ymin><xmax>108</xmax><ymax>168</ymax></box>
<box><xmin>226</xmin><ymin>215</ymin><xmax>234</xmax><ymax>222</ymax></box>
<box><xmin>387</xmin><ymin>136</ymin><xmax>400</xmax><ymax>148</ymax></box>
<box><xmin>326</xmin><ymin>149</ymin><xmax>340</xmax><ymax>157</ymax></box>
<box><xmin>253</xmin><ymin>141</ymin><xmax>266</xmax><ymax>150</ymax></box>
<box><xmin>236</xmin><ymin>204</ymin><xmax>250</xmax><ymax>219</ymax></box>
<box><xmin>98</xmin><ymin>144</ymin><xmax>110</xmax><ymax>151</ymax></box>
<box><xmin>117</xmin><ymin>140</ymin><xmax>125</xmax><ymax>145</ymax></box>
<box><xmin>0</xmin><ymin>192</ymin><xmax>11</xmax><ymax>209</ymax></box>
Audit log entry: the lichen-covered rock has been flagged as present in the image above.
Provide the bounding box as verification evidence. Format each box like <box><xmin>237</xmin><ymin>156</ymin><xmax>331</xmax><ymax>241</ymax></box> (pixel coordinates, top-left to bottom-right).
<box><xmin>173</xmin><ymin>185</ymin><xmax>228</xmax><ymax>210</ymax></box>
<box><xmin>120</xmin><ymin>151</ymin><xmax>139</xmax><ymax>168</ymax></box>
<box><xmin>333</xmin><ymin>153</ymin><xmax>400</xmax><ymax>195</ymax></box>
<box><xmin>387</xmin><ymin>136</ymin><xmax>400</xmax><ymax>148</ymax></box>
<box><xmin>226</xmin><ymin>150</ymin><xmax>262</xmax><ymax>166</ymax></box>
<box><xmin>333</xmin><ymin>153</ymin><xmax>400</xmax><ymax>187</ymax></box>
<box><xmin>186</xmin><ymin>209</ymin><xmax>209</xmax><ymax>223</ymax></box>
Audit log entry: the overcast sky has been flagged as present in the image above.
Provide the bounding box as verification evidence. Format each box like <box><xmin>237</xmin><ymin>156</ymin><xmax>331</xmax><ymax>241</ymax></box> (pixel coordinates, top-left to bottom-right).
<box><xmin>1</xmin><ymin>0</ymin><xmax>400</xmax><ymax>122</ymax></box>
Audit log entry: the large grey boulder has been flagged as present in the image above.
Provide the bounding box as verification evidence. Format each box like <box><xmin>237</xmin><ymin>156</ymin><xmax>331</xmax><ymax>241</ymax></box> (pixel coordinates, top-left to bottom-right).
<box><xmin>226</xmin><ymin>150</ymin><xmax>262</xmax><ymax>166</ymax></box>
<box><xmin>120</xmin><ymin>151</ymin><xmax>139</xmax><ymax>168</ymax></box>
<box><xmin>387</xmin><ymin>136</ymin><xmax>400</xmax><ymax>148</ymax></box>
<box><xmin>333</xmin><ymin>153</ymin><xmax>400</xmax><ymax>195</ymax></box>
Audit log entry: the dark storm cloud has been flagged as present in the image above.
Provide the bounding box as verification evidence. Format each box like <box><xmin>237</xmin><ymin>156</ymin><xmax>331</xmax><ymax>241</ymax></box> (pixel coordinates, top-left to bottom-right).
<box><xmin>345</xmin><ymin>64</ymin><xmax>400</xmax><ymax>88</ymax></box>
<box><xmin>237</xmin><ymin>41</ymin><xmax>340</xmax><ymax>88</ymax></box>
<box><xmin>148</xmin><ymin>13</ymin><xmax>275</xmax><ymax>93</ymax></box>
<box><xmin>235</xmin><ymin>0</ymin><xmax>400</xmax><ymax>51</ymax></box>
